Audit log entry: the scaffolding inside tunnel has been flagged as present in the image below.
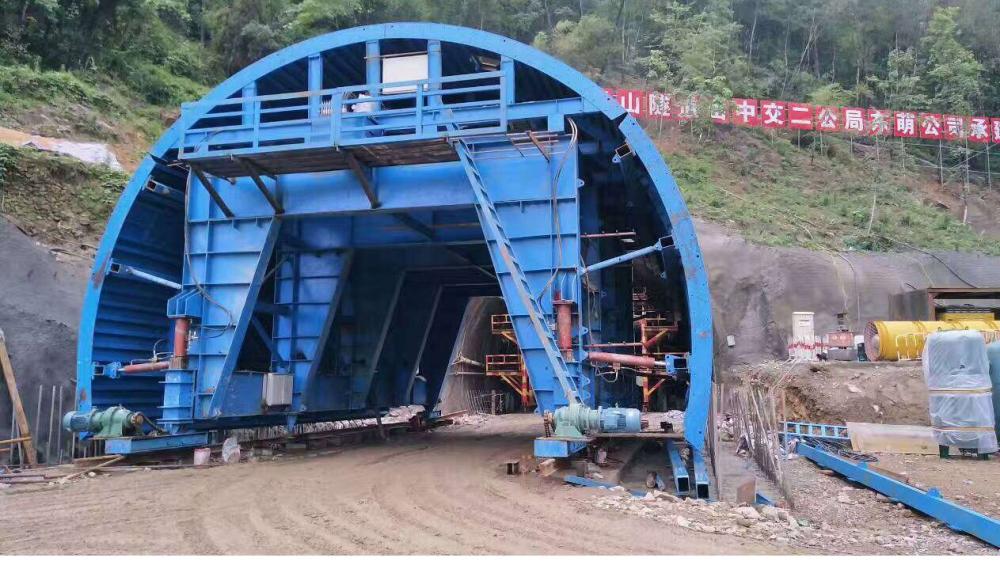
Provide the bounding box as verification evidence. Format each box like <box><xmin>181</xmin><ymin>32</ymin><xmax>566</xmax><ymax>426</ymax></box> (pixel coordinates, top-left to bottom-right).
<box><xmin>70</xmin><ymin>23</ymin><xmax>713</xmax><ymax>459</ymax></box>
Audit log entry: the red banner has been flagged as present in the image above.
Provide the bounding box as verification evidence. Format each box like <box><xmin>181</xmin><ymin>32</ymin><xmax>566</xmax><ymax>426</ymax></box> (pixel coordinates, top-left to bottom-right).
<box><xmin>815</xmin><ymin>106</ymin><xmax>840</xmax><ymax>132</ymax></box>
<box><xmin>868</xmin><ymin>109</ymin><xmax>891</xmax><ymax>136</ymax></box>
<box><xmin>943</xmin><ymin>115</ymin><xmax>965</xmax><ymax>140</ymax></box>
<box><xmin>732</xmin><ymin>98</ymin><xmax>759</xmax><ymax>127</ymax></box>
<box><xmin>605</xmin><ymin>86</ymin><xmax>1000</xmax><ymax>143</ymax></box>
<box><xmin>893</xmin><ymin>111</ymin><xmax>917</xmax><ymax>138</ymax></box>
<box><xmin>969</xmin><ymin>117</ymin><xmax>990</xmax><ymax>143</ymax></box>
<box><xmin>788</xmin><ymin>103</ymin><xmax>813</xmax><ymax>130</ymax></box>
<box><xmin>710</xmin><ymin>99</ymin><xmax>728</xmax><ymax>124</ymax></box>
<box><xmin>646</xmin><ymin>91</ymin><xmax>674</xmax><ymax>120</ymax></box>
<box><xmin>843</xmin><ymin>107</ymin><xmax>865</xmax><ymax>134</ymax></box>
<box><xmin>760</xmin><ymin>100</ymin><xmax>785</xmax><ymax>128</ymax></box>
<box><xmin>919</xmin><ymin>113</ymin><xmax>942</xmax><ymax>140</ymax></box>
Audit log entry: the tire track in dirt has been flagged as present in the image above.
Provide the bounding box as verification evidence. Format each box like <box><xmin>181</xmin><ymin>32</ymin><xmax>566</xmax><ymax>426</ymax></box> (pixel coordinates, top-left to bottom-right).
<box><xmin>1</xmin><ymin>415</ymin><xmax>784</xmax><ymax>555</ymax></box>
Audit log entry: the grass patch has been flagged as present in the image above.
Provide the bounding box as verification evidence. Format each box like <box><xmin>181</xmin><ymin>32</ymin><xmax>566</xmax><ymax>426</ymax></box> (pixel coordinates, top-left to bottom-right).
<box><xmin>663</xmin><ymin>126</ymin><xmax>1000</xmax><ymax>256</ymax></box>
<box><xmin>0</xmin><ymin>144</ymin><xmax>128</xmax><ymax>248</ymax></box>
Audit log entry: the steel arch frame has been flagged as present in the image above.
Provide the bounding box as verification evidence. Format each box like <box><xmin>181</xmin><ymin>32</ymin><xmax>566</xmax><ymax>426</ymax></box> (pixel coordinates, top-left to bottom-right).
<box><xmin>77</xmin><ymin>22</ymin><xmax>714</xmax><ymax>450</ymax></box>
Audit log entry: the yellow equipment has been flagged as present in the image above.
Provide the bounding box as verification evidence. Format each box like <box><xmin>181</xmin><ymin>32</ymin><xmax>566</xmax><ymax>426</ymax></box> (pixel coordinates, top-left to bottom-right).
<box><xmin>864</xmin><ymin>320</ymin><xmax>1000</xmax><ymax>361</ymax></box>
<box><xmin>938</xmin><ymin>312</ymin><xmax>996</xmax><ymax>321</ymax></box>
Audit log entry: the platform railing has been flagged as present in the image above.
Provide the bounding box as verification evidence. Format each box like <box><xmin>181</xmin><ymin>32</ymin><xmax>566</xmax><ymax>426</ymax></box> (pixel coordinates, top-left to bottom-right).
<box><xmin>178</xmin><ymin>71</ymin><xmax>508</xmax><ymax>160</ymax></box>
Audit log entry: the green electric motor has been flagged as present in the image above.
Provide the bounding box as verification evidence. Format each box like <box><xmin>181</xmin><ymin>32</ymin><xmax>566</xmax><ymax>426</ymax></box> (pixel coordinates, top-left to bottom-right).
<box><xmin>62</xmin><ymin>406</ymin><xmax>145</xmax><ymax>438</ymax></box>
<box><xmin>552</xmin><ymin>403</ymin><xmax>642</xmax><ymax>439</ymax></box>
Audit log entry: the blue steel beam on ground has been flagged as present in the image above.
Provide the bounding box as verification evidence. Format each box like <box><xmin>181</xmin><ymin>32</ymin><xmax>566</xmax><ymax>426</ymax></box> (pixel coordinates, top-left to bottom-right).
<box><xmin>796</xmin><ymin>441</ymin><xmax>1000</xmax><ymax>548</ymax></box>
<box><xmin>104</xmin><ymin>433</ymin><xmax>209</xmax><ymax>454</ymax></box>
<box><xmin>691</xmin><ymin>446</ymin><xmax>710</xmax><ymax>499</ymax></box>
<box><xmin>563</xmin><ymin>475</ymin><xmax>646</xmax><ymax>497</ymax></box>
<box><xmin>665</xmin><ymin>439</ymin><xmax>690</xmax><ymax>495</ymax></box>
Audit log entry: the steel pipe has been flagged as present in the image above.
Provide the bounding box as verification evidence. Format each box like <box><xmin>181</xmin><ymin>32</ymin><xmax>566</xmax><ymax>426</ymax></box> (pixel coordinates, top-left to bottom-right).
<box><xmin>586</xmin><ymin>351</ymin><xmax>663</xmax><ymax>369</ymax></box>
<box><xmin>119</xmin><ymin>361</ymin><xmax>170</xmax><ymax>374</ymax></box>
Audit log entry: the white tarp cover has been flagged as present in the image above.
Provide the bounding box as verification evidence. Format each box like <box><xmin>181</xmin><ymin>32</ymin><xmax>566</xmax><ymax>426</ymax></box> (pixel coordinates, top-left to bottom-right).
<box><xmin>922</xmin><ymin>331</ymin><xmax>998</xmax><ymax>452</ymax></box>
<box><xmin>0</xmin><ymin>127</ymin><xmax>123</xmax><ymax>171</ymax></box>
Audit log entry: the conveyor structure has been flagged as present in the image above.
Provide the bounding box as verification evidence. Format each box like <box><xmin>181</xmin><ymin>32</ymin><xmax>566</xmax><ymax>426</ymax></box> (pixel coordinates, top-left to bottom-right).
<box><xmin>69</xmin><ymin>23</ymin><xmax>713</xmax><ymax>458</ymax></box>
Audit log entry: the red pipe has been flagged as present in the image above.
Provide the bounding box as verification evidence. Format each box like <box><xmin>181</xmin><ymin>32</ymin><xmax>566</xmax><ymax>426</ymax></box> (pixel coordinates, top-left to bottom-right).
<box><xmin>642</xmin><ymin>327</ymin><xmax>673</xmax><ymax>350</ymax></box>
<box><xmin>585</xmin><ymin>342</ymin><xmax>644</xmax><ymax>349</ymax></box>
<box><xmin>120</xmin><ymin>361</ymin><xmax>170</xmax><ymax>374</ymax></box>
<box><xmin>587</xmin><ymin>351</ymin><xmax>660</xmax><ymax>369</ymax></box>
<box><xmin>554</xmin><ymin>296</ymin><xmax>574</xmax><ymax>359</ymax></box>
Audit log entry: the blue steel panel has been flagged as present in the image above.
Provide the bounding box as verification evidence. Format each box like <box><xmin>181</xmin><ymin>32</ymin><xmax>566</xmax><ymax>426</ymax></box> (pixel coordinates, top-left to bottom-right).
<box><xmin>534</xmin><ymin>438</ymin><xmax>587</xmax><ymax>458</ymax></box>
<box><xmin>104</xmin><ymin>432</ymin><xmax>208</xmax><ymax>454</ymax></box>
<box><xmin>182</xmin><ymin>173</ymin><xmax>282</xmax><ymax>420</ymax></box>
<box><xmin>463</xmin><ymin>142</ymin><xmax>588</xmax><ymax>412</ymax></box>
<box><xmin>797</xmin><ymin>442</ymin><xmax>1000</xmax><ymax>548</ymax></box>
<box><xmin>272</xmin><ymin>218</ymin><xmax>353</xmax><ymax>413</ymax></box>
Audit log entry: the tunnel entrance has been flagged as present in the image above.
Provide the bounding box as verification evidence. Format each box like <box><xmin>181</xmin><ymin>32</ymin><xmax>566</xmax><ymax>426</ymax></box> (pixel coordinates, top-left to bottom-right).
<box><xmin>73</xmin><ymin>24</ymin><xmax>712</xmax><ymax>459</ymax></box>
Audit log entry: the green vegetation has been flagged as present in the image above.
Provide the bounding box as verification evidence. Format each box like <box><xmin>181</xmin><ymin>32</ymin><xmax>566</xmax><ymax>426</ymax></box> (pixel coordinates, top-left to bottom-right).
<box><xmin>665</xmin><ymin>127</ymin><xmax>1000</xmax><ymax>256</ymax></box>
<box><xmin>0</xmin><ymin>143</ymin><xmax>128</xmax><ymax>247</ymax></box>
<box><xmin>2</xmin><ymin>1</ymin><xmax>1000</xmax><ymax>256</ymax></box>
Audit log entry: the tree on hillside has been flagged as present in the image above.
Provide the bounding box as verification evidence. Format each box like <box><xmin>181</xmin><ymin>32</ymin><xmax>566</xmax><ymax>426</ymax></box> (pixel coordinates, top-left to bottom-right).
<box><xmin>922</xmin><ymin>6</ymin><xmax>982</xmax><ymax>115</ymax></box>
<box><xmin>207</xmin><ymin>0</ymin><xmax>292</xmax><ymax>74</ymax></box>
<box><xmin>532</xmin><ymin>14</ymin><xmax>619</xmax><ymax>80</ymax></box>
<box><xmin>641</xmin><ymin>0</ymin><xmax>748</xmax><ymax>98</ymax></box>
<box><xmin>867</xmin><ymin>48</ymin><xmax>929</xmax><ymax>110</ymax></box>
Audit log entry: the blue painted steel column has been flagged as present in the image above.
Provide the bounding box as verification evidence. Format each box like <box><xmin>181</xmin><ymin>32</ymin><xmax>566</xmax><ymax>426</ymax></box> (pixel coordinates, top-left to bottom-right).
<box><xmin>428</xmin><ymin>40</ymin><xmax>442</xmax><ymax>109</ymax></box>
<box><xmin>308</xmin><ymin>53</ymin><xmax>323</xmax><ymax>120</ymax></box>
<box><xmin>241</xmin><ymin>82</ymin><xmax>257</xmax><ymax>126</ymax></box>
<box><xmin>365</xmin><ymin>39</ymin><xmax>380</xmax><ymax>101</ymax></box>
<box><xmin>500</xmin><ymin>56</ymin><xmax>514</xmax><ymax>105</ymax></box>
<box><xmin>665</xmin><ymin>439</ymin><xmax>690</xmax><ymax>494</ymax></box>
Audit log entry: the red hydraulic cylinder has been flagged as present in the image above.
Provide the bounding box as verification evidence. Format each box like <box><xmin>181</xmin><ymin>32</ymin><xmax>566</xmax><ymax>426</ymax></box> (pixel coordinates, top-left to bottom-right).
<box><xmin>170</xmin><ymin>317</ymin><xmax>191</xmax><ymax>369</ymax></box>
<box><xmin>119</xmin><ymin>361</ymin><xmax>170</xmax><ymax>374</ymax></box>
<box><xmin>554</xmin><ymin>296</ymin><xmax>574</xmax><ymax>360</ymax></box>
<box><xmin>120</xmin><ymin>318</ymin><xmax>191</xmax><ymax>374</ymax></box>
<box><xmin>586</xmin><ymin>351</ymin><xmax>661</xmax><ymax>369</ymax></box>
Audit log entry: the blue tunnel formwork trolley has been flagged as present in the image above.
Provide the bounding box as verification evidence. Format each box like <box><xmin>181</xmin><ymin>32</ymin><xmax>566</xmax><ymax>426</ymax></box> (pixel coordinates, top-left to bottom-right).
<box><xmin>69</xmin><ymin>23</ymin><xmax>713</xmax><ymax>469</ymax></box>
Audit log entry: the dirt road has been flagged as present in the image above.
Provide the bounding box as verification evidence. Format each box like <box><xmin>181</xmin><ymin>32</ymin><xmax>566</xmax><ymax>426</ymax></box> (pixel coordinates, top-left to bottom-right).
<box><xmin>0</xmin><ymin>415</ymin><xmax>782</xmax><ymax>555</ymax></box>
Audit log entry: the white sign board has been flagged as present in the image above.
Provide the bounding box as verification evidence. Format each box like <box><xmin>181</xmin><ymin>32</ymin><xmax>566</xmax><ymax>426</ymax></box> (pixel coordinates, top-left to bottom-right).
<box><xmin>382</xmin><ymin>54</ymin><xmax>429</xmax><ymax>94</ymax></box>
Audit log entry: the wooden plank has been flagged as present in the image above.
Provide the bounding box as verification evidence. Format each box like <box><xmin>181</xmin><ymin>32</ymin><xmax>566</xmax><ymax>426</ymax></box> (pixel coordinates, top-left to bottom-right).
<box><xmin>847</xmin><ymin>422</ymin><xmax>938</xmax><ymax>455</ymax></box>
<box><xmin>58</xmin><ymin>455</ymin><xmax>125</xmax><ymax>483</ymax></box>
<box><xmin>0</xmin><ymin>328</ymin><xmax>37</xmax><ymax>466</ymax></box>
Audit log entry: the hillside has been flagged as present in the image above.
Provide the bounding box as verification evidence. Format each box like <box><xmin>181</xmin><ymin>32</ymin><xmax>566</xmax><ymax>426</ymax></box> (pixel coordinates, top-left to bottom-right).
<box><xmin>657</xmin><ymin>123</ymin><xmax>1000</xmax><ymax>255</ymax></box>
<box><xmin>0</xmin><ymin>64</ymin><xmax>998</xmax><ymax>260</ymax></box>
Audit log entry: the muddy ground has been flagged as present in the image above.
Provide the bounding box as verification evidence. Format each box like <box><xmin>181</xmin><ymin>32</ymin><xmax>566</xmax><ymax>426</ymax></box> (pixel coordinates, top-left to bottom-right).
<box><xmin>3</xmin><ymin>413</ymin><xmax>997</xmax><ymax>555</ymax></box>
<box><xmin>0</xmin><ymin>415</ymin><xmax>778</xmax><ymax>556</ymax></box>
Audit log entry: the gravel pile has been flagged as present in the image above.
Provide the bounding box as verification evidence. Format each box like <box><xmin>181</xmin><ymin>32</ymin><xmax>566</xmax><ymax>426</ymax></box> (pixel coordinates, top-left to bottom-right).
<box><xmin>585</xmin><ymin>478</ymin><xmax>999</xmax><ymax>554</ymax></box>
